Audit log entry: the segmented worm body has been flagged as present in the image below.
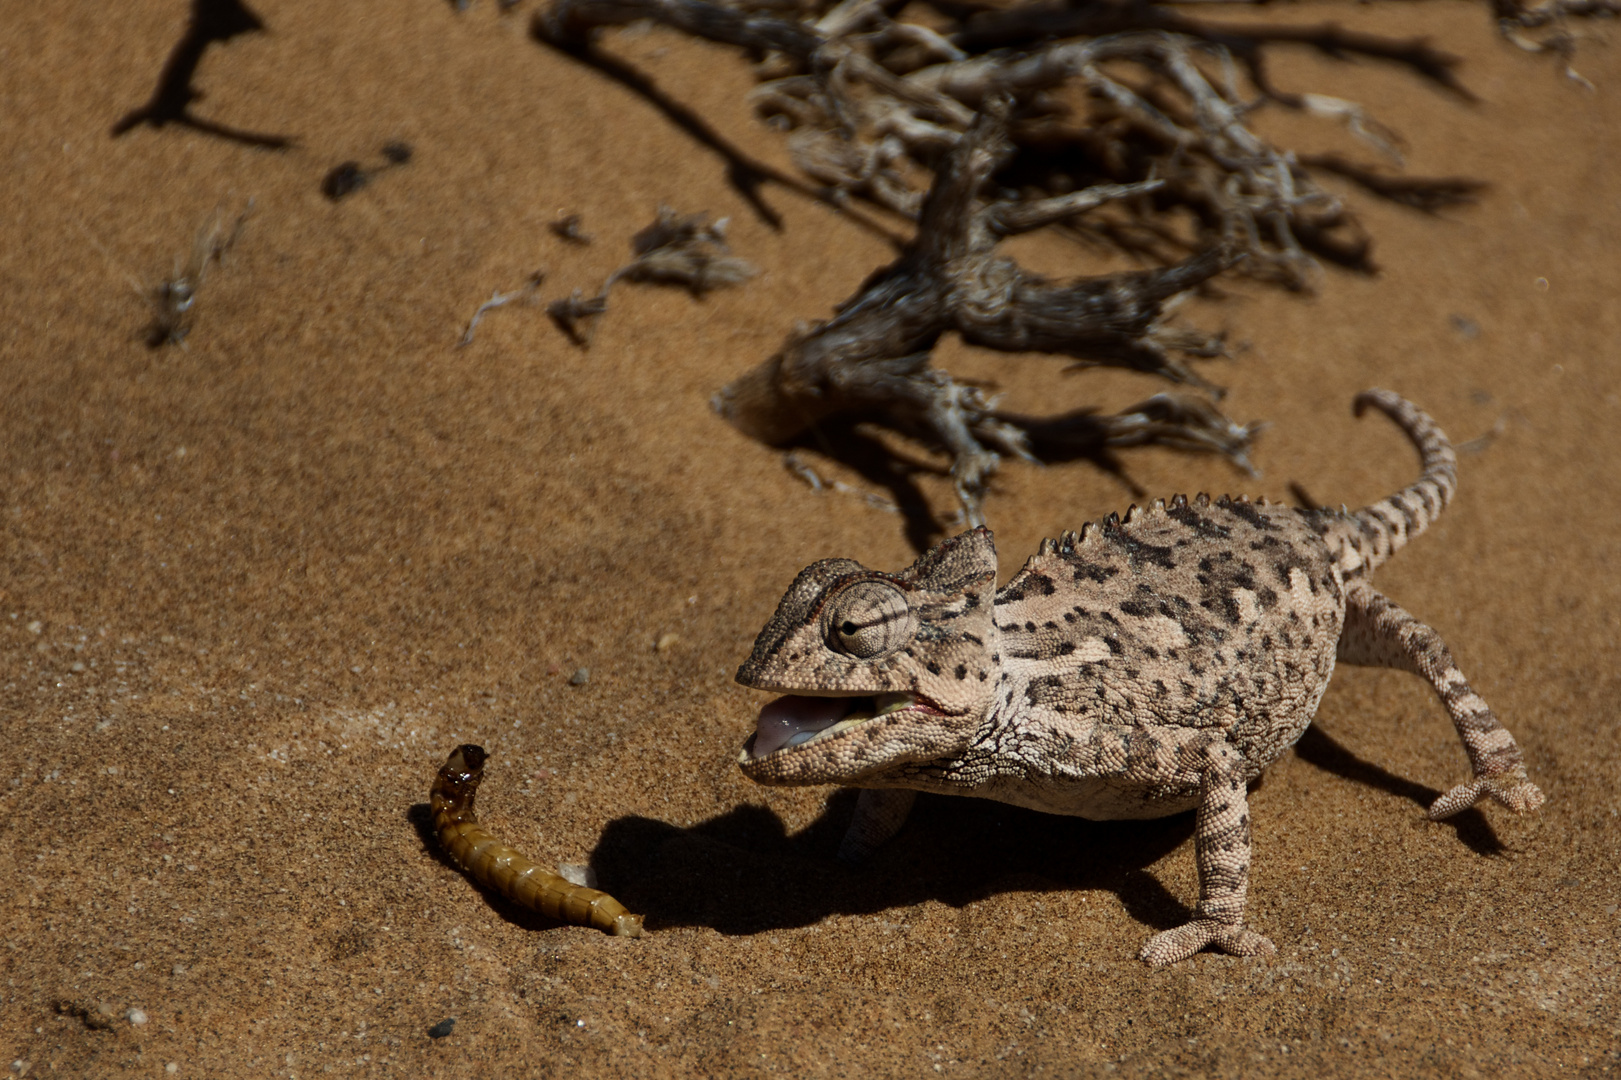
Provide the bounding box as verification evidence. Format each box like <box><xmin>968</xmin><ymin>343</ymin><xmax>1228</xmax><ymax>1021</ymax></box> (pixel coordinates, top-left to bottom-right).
<box><xmin>430</xmin><ymin>744</ymin><xmax>643</xmax><ymax>937</ymax></box>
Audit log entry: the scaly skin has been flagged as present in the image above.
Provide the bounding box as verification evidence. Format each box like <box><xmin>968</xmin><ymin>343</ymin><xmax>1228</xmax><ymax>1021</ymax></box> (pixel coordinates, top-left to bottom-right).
<box><xmin>735</xmin><ymin>390</ymin><xmax>1543</xmax><ymax>965</ymax></box>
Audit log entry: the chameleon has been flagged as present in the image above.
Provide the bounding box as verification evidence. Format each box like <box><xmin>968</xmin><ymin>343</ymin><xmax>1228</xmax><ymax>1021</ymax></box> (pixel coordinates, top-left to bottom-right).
<box><xmin>734</xmin><ymin>389</ymin><xmax>1544</xmax><ymax>965</ymax></box>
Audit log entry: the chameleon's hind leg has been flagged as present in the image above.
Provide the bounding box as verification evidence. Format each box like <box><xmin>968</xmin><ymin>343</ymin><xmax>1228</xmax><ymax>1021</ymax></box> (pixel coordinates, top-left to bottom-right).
<box><xmin>1139</xmin><ymin>738</ymin><xmax>1276</xmax><ymax>967</ymax></box>
<box><xmin>1337</xmin><ymin>580</ymin><xmax>1544</xmax><ymax>820</ymax></box>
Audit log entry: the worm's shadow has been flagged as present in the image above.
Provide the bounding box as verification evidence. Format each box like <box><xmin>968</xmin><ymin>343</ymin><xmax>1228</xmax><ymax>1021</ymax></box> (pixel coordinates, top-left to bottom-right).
<box><xmin>1294</xmin><ymin>724</ymin><xmax>1503</xmax><ymax>856</ymax></box>
<box><xmin>112</xmin><ymin>0</ymin><xmax>295</xmax><ymax>148</ymax></box>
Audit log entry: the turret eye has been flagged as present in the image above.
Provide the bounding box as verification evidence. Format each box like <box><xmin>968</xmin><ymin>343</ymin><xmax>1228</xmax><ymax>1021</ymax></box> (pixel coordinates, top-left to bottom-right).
<box><xmin>825</xmin><ymin>580</ymin><xmax>915</xmax><ymax>659</ymax></box>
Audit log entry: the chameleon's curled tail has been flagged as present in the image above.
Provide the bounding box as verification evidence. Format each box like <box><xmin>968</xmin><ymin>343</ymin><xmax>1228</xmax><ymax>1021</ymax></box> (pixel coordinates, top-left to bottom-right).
<box><xmin>430</xmin><ymin>745</ymin><xmax>643</xmax><ymax>937</ymax></box>
<box><xmin>1322</xmin><ymin>389</ymin><xmax>1458</xmax><ymax>580</ymax></box>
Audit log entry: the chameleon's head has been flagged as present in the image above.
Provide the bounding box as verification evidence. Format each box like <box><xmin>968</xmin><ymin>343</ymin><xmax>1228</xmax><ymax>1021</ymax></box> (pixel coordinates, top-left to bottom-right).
<box><xmin>735</xmin><ymin>528</ymin><xmax>1000</xmax><ymax>785</ymax></box>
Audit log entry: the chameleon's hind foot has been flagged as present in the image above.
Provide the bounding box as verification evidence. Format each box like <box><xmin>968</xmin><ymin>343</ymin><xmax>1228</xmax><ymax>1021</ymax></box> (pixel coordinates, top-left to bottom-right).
<box><xmin>1427</xmin><ymin>765</ymin><xmax>1546</xmax><ymax>820</ymax></box>
<box><xmin>1139</xmin><ymin>919</ymin><xmax>1276</xmax><ymax>967</ymax></box>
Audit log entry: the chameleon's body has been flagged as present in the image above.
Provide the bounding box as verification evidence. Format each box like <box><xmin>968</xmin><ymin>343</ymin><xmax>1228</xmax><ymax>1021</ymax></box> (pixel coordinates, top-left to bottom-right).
<box><xmin>735</xmin><ymin>390</ymin><xmax>1543</xmax><ymax>964</ymax></box>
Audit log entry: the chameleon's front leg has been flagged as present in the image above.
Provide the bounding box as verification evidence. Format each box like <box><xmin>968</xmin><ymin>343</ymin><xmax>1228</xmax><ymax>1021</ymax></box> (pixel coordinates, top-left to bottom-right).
<box><xmin>837</xmin><ymin>788</ymin><xmax>918</xmax><ymax>864</ymax></box>
<box><xmin>1139</xmin><ymin>743</ymin><xmax>1276</xmax><ymax>966</ymax></box>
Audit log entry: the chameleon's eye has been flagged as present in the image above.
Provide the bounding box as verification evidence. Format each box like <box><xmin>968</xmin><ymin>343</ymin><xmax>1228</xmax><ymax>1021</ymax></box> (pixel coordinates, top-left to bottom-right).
<box><xmin>824</xmin><ymin>580</ymin><xmax>915</xmax><ymax>659</ymax></box>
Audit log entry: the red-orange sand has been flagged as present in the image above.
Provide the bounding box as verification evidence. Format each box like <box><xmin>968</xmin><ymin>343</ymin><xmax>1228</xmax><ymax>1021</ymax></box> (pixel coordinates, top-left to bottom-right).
<box><xmin>2</xmin><ymin>1</ymin><xmax>1618</xmax><ymax>1075</ymax></box>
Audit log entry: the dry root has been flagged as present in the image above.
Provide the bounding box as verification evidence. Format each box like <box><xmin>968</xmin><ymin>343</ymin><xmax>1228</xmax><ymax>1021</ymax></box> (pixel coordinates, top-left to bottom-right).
<box><xmin>712</xmin><ymin>107</ymin><xmax>1260</xmax><ymax>526</ymax></box>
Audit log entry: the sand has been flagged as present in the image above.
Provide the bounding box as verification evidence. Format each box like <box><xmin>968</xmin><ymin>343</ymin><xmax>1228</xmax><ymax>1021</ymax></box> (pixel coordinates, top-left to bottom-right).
<box><xmin>2</xmin><ymin>0</ymin><xmax>1618</xmax><ymax>1075</ymax></box>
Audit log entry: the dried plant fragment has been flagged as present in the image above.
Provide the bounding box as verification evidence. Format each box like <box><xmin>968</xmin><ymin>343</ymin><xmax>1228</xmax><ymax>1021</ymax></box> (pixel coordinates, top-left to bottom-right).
<box><xmin>546</xmin><ymin>289</ymin><xmax>610</xmax><ymax>346</ymax></box>
<box><xmin>321</xmin><ymin>141</ymin><xmax>415</xmax><ymax>201</ymax></box>
<box><xmin>430</xmin><ymin>744</ymin><xmax>643</xmax><ymax>937</ymax></box>
<box><xmin>146</xmin><ymin>202</ymin><xmax>253</xmax><ymax>348</ymax></box>
<box><xmin>715</xmin><ymin>107</ymin><xmax>1253</xmax><ymax>525</ymax></box>
<box><xmin>550</xmin><ymin>212</ymin><xmax>593</xmax><ymax>245</ymax></box>
<box><xmin>606</xmin><ymin>208</ymin><xmax>757</xmax><ymax>295</ymax></box>
<box><xmin>458</xmin><ymin>270</ymin><xmax>546</xmax><ymax>347</ymax></box>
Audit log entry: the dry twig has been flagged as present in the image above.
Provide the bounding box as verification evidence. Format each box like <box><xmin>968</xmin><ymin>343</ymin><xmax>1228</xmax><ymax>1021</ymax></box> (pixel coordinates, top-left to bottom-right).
<box><xmin>713</xmin><ymin>107</ymin><xmax>1257</xmax><ymax>525</ymax></box>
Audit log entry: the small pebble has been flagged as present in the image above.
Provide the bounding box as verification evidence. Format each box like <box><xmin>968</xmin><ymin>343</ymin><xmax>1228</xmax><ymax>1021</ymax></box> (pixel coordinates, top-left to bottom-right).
<box><xmin>655</xmin><ymin>632</ymin><xmax>680</xmax><ymax>653</ymax></box>
<box><xmin>568</xmin><ymin>667</ymin><xmax>590</xmax><ymax>686</ymax></box>
<box><xmin>126</xmin><ymin>1008</ymin><xmax>148</xmax><ymax>1026</ymax></box>
<box><xmin>166</xmin><ymin>1064</ymin><xmax>178</xmax><ymax>1075</ymax></box>
<box><xmin>427</xmin><ymin>1017</ymin><xmax>456</xmax><ymax>1039</ymax></box>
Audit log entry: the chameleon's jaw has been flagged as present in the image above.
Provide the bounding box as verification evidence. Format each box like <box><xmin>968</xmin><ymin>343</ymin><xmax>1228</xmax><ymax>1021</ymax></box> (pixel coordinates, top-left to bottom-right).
<box><xmin>736</xmin><ymin>692</ymin><xmax>960</xmax><ymax>783</ymax></box>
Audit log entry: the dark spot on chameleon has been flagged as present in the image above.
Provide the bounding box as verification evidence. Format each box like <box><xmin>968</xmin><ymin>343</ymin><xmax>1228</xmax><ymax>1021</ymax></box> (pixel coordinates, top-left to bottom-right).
<box><xmin>1101</xmin><ymin>611</ymin><xmax>1120</xmax><ymax>625</ymax></box>
<box><xmin>1144</xmin><ymin>645</ymin><xmax>1158</xmax><ymax>659</ymax></box>
<box><xmin>1302</xmin><ymin>635</ymin><xmax>1314</xmax><ymax>649</ymax></box>
<box><xmin>1038</xmin><ymin>576</ymin><xmax>1057</xmax><ymax>596</ymax></box>
<box><xmin>1288</xmin><ymin>612</ymin><xmax>1301</xmax><ymax>625</ymax></box>
<box><xmin>962</xmin><ymin>632</ymin><xmax>983</xmax><ymax>645</ymax></box>
<box><xmin>1118</xmin><ymin>600</ymin><xmax>1153</xmax><ymax>617</ymax></box>
<box><xmin>1167</xmin><ymin>648</ymin><xmax>1179</xmax><ymax>660</ymax></box>
<box><xmin>991</xmin><ymin>653</ymin><xmax>1000</xmax><ymax>663</ymax></box>
<box><xmin>1224</xmin><ymin>500</ymin><xmax>1277</xmax><ymax>531</ymax></box>
<box><xmin>1055</xmin><ymin>641</ymin><xmax>1076</xmax><ymax>656</ymax></box>
<box><xmin>1063</xmin><ymin>611</ymin><xmax>1076</xmax><ymax>623</ymax></box>
<box><xmin>1154</xmin><ymin>679</ymin><xmax>1168</xmax><ymax>695</ymax></box>
<box><xmin>1257</xmin><ymin>587</ymin><xmax>1278</xmax><ymax>609</ymax></box>
<box><xmin>978</xmin><ymin>670</ymin><xmax>988</xmax><ymax>681</ymax></box>
<box><xmin>964</xmin><ymin>593</ymin><xmax>980</xmax><ymax>609</ymax></box>
<box><xmin>926</xmin><ymin>661</ymin><xmax>942</xmax><ymax>675</ymax></box>
<box><xmin>1198</xmin><ymin>557</ymin><xmax>1214</xmax><ymax>572</ymax></box>
<box><xmin>1124</xmin><ymin>667</ymin><xmax>1139</xmax><ymax>680</ymax></box>
<box><xmin>1044</xmin><ymin>621</ymin><xmax>1058</xmax><ymax>630</ymax></box>
<box><xmin>1025</xmin><ymin>621</ymin><xmax>1037</xmax><ymax>632</ymax></box>
<box><xmin>954</xmin><ymin>663</ymin><xmax>967</xmax><ymax>680</ymax></box>
<box><xmin>1104</xmin><ymin>637</ymin><xmax>1123</xmax><ymax>655</ymax></box>
<box><xmin>1180</xmin><ymin>681</ymin><xmax>1194</xmax><ymax>695</ymax></box>
<box><xmin>1281</xmin><ymin>631</ymin><xmax>1294</xmax><ymax>648</ymax></box>
<box><xmin>903</xmin><ymin>647</ymin><xmax>916</xmax><ymax>657</ymax></box>
<box><xmin>1239</xmin><ymin>813</ymin><xmax>1250</xmax><ymax>829</ymax></box>
<box><xmin>1189</xmin><ymin>662</ymin><xmax>1204</xmax><ymax>676</ymax></box>
<box><xmin>1072</xmin><ymin>561</ymin><xmax>1117</xmax><ymax>584</ymax></box>
<box><xmin>1230</xmin><ymin>778</ymin><xmax>1241</xmax><ymax>791</ymax></box>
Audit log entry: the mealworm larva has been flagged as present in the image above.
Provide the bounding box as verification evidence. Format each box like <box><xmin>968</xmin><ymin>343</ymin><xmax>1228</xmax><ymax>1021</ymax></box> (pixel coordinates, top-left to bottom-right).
<box><xmin>430</xmin><ymin>744</ymin><xmax>643</xmax><ymax>937</ymax></box>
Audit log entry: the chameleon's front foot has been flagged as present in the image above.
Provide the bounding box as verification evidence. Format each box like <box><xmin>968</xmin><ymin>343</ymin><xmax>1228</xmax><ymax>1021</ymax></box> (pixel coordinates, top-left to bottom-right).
<box><xmin>1427</xmin><ymin>764</ymin><xmax>1545</xmax><ymax>820</ymax></box>
<box><xmin>1139</xmin><ymin>919</ymin><xmax>1276</xmax><ymax>967</ymax></box>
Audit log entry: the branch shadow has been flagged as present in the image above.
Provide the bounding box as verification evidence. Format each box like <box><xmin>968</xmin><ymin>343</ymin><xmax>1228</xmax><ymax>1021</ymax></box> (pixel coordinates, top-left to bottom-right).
<box><xmin>582</xmin><ymin>790</ymin><xmax>1197</xmax><ymax>937</ymax></box>
<box><xmin>783</xmin><ymin>417</ymin><xmax>949</xmax><ymax>553</ymax></box>
<box><xmin>530</xmin><ymin>24</ymin><xmax>904</xmax><ymax>244</ymax></box>
<box><xmin>1293</xmin><ymin>725</ymin><xmax>1503</xmax><ymax>856</ymax></box>
<box><xmin>111</xmin><ymin>0</ymin><xmax>295</xmax><ymax>149</ymax></box>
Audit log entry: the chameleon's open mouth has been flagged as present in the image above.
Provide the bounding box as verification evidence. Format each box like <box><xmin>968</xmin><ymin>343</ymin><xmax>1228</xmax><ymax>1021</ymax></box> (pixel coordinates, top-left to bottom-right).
<box><xmin>741</xmin><ymin>692</ymin><xmax>933</xmax><ymax>761</ymax></box>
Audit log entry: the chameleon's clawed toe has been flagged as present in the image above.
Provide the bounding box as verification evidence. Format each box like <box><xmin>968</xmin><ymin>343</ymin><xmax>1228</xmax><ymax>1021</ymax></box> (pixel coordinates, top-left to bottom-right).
<box><xmin>1139</xmin><ymin>920</ymin><xmax>1276</xmax><ymax>967</ymax></box>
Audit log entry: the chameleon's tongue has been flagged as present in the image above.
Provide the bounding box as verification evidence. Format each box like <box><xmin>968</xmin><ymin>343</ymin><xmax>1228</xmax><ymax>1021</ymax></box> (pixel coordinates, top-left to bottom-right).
<box><xmin>750</xmin><ymin>695</ymin><xmax>851</xmax><ymax>758</ymax></box>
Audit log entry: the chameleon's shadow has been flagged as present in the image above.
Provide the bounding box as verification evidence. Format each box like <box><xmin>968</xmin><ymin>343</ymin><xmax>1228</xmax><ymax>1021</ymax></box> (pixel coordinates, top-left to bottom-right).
<box><xmin>1293</xmin><ymin>725</ymin><xmax>1504</xmax><ymax>856</ymax></box>
<box><xmin>406</xmin><ymin>802</ymin><xmax>577</xmax><ymax>933</ymax></box>
<box><xmin>584</xmin><ymin>792</ymin><xmax>1197</xmax><ymax>936</ymax></box>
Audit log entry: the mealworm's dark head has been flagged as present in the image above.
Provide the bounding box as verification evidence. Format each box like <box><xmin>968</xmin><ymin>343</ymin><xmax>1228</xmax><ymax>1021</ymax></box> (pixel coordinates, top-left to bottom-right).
<box><xmin>433</xmin><ymin>745</ymin><xmax>489</xmax><ymax>809</ymax></box>
<box><xmin>446</xmin><ymin>744</ymin><xmax>487</xmax><ymax>776</ymax></box>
